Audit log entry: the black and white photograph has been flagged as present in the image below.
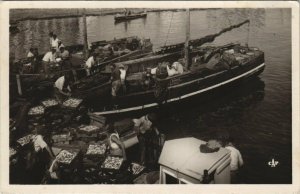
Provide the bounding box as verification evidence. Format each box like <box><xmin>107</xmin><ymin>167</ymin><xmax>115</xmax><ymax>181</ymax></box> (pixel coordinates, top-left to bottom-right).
<box><xmin>0</xmin><ymin>1</ymin><xmax>299</xmax><ymax>193</ymax></box>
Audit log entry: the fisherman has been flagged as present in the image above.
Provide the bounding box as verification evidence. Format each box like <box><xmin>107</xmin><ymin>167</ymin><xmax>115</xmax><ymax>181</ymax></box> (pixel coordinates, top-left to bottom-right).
<box><xmin>51</xmin><ymin>34</ymin><xmax>60</xmax><ymax>51</ymax></box>
<box><xmin>142</xmin><ymin>68</ymin><xmax>155</xmax><ymax>90</ymax></box>
<box><xmin>49</xmin><ymin>32</ymin><xmax>54</xmax><ymax>47</ymax></box>
<box><xmin>58</xmin><ymin>46</ymin><xmax>72</xmax><ymax>70</ymax></box>
<box><xmin>27</xmin><ymin>48</ymin><xmax>35</xmax><ymax>58</ymax></box>
<box><xmin>224</xmin><ymin>137</ymin><xmax>244</xmax><ymax>183</ymax></box>
<box><xmin>31</xmin><ymin>127</ymin><xmax>55</xmax><ymax>159</ymax></box>
<box><xmin>53</xmin><ymin>72</ymin><xmax>74</xmax><ymax>104</ymax></box>
<box><xmin>85</xmin><ymin>52</ymin><xmax>97</xmax><ymax>76</ymax></box>
<box><xmin>167</xmin><ymin>62</ymin><xmax>183</xmax><ymax>76</ymax></box>
<box><xmin>58</xmin><ymin>40</ymin><xmax>65</xmax><ymax>50</ymax></box>
<box><xmin>24</xmin><ymin>126</ymin><xmax>55</xmax><ymax>184</ymax></box>
<box><xmin>24</xmin><ymin>48</ymin><xmax>38</xmax><ymax>73</ymax></box>
<box><xmin>110</xmin><ymin>63</ymin><xmax>123</xmax><ymax>107</ymax></box>
<box><xmin>42</xmin><ymin>47</ymin><xmax>57</xmax><ymax>74</ymax></box>
<box><xmin>133</xmin><ymin>113</ymin><xmax>160</xmax><ymax>166</ymax></box>
<box><xmin>119</xmin><ymin>64</ymin><xmax>127</xmax><ymax>93</ymax></box>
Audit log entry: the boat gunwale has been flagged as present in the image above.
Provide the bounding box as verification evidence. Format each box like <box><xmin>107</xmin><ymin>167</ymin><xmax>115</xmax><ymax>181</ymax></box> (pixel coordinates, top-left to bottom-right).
<box><xmin>92</xmin><ymin>62</ymin><xmax>265</xmax><ymax>115</ymax></box>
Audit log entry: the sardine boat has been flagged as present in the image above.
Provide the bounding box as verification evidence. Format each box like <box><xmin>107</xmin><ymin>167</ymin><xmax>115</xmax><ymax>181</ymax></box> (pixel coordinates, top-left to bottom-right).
<box><xmin>10</xmin><ymin>36</ymin><xmax>153</xmax><ymax>101</ymax></box>
<box><xmin>85</xmin><ymin>42</ymin><xmax>265</xmax><ymax>116</ymax></box>
<box><xmin>72</xmin><ymin>12</ymin><xmax>265</xmax><ymax>116</ymax></box>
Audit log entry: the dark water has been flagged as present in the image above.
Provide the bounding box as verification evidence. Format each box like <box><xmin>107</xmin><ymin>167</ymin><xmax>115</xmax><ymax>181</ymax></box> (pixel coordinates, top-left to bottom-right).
<box><xmin>10</xmin><ymin>9</ymin><xmax>291</xmax><ymax>184</ymax></box>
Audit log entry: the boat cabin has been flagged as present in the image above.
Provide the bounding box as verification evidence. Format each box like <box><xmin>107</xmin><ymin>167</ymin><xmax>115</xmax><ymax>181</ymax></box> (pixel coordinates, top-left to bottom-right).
<box><xmin>158</xmin><ymin>137</ymin><xmax>231</xmax><ymax>184</ymax></box>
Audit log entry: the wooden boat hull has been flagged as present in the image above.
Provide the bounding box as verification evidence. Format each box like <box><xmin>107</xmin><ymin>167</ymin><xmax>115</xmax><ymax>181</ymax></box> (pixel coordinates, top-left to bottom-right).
<box><xmin>114</xmin><ymin>13</ymin><xmax>147</xmax><ymax>22</ymax></box>
<box><xmin>92</xmin><ymin>50</ymin><xmax>265</xmax><ymax>116</ymax></box>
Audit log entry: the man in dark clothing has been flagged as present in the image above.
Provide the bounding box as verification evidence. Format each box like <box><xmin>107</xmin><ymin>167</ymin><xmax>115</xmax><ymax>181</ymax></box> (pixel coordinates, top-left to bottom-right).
<box><xmin>110</xmin><ymin>64</ymin><xmax>126</xmax><ymax>106</ymax></box>
<box><xmin>133</xmin><ymin>113</ymin><xmax>160</xmax><ymax>166</ymax></box>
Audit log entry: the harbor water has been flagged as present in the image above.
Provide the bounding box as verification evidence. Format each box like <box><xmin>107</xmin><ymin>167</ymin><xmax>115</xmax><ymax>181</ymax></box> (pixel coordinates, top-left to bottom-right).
<box><xmin>10</xmin><ymin>8</ymin><xmax>292</xmax><ymax>184</ymax></box>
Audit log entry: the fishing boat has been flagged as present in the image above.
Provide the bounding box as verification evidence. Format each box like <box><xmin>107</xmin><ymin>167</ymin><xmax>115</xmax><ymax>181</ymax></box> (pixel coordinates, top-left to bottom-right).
<box><xmin>9</xmin><ymin>35</ymin><xmax>153</xmax><ymax>101</ymax></box>
<box><xmin>11</xmin><ymin>36</ymin><xmax>152</xmax><ymax>74</ymax></box>
<box><xmin>82</xmin><ymin>10</ymin><xmax>265</xmax><ymax>116</ymax></box>
<box><xmin>114</xmin><ymin>12</ymin><xmax>147</xmax><ymax>23</ymax></box>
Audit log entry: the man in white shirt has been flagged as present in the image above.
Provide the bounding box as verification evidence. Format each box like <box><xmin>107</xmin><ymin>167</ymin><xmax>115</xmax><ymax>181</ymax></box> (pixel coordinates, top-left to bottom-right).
<box><xmin>31</xmin><ymin>126</ymin><xmax>55</xmax><ymax>159</ymax></box>
<box><xmin>225</xmin><ymin>140</ymin><xmax>244</xmax><ymax>183</ymax></box>
<box><xmin>43</xmin><ymin>48</ymin><xmax>57</xmax><ymax>63</ymax></box>
<box><xmin>119</xmin><ymin>64</ymin><xmax>127</xmax><ymax>93</ymax></box>
<box><xmin>133</xmin><ymin>113</ymin><xmax>159</xmax><ymax>165</ymax></box>
<box><xmin>42</xmin><ymin>47</ymin><xmax>57</xmax><ymax>74</ymax></box>
<box><xmin>51</xmin><ymin>34</ymin><xmax>60</xmax><ymax>50</ymax></box>
<box><xmin>85</xmin><ymin>53</ymin><xmax>97</xmax><ymax>75</ymax></box>
<box><xmin>53</xmin><ymin>72</ymin><xmax>73</xmax><ymax>103</ymax></box>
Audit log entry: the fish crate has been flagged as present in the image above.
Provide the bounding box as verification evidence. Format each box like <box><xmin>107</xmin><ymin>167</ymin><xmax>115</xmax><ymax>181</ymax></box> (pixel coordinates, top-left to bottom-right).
<box><xmin>27</xmin><ymin>105</ymin><xmax>45</xmax><ymax>121</ymax></box>
<box><xmin>78</xmin><ymin>125</ymin><xmax>100</xmax><ymax>135</ymax></box>
<box><xmin>41</xmin><ymin>98</ymin><xmax>59</xmax><ymax>111</ymax></box>
<box><xmin>85</xmin><ymin>144</ymin><xmax>107</xmax><ymax>160</ymax></box>
<box><xmin>62</xmin><ymin>98</ymin><xmax>83</xmax><ymax>110</ymax></box>
<box><xmin>16</xmin><ymin>134</ymin><xmax>33</xmax><ymax>147</ymax></box>
<box><xmin>101</xmin><ymin>156</ymin><xmax>124</xmax><ymax>172</ymax></box>
<box><xmin>56</xmin><ymin>149</ymin><xmax>79</xmax><ymax>167</ymax></box>
<box><xmin>129</xmin><ymin>162</ymin><xmax>145</xmax><ymax>176</ymax></box>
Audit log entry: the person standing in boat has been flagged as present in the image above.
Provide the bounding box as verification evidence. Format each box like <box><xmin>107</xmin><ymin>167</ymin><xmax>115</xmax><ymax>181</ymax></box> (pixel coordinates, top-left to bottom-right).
<box><xmin>53</xmin><ymin>72</ymin><xmax>74</xmax><ymax>104</ymax></box>
<box><xmin>133</xmin><ymin>113</ymin><xmax>160</xmax><ymax>166</ymax></box>
<box><xmin>58</xmin><ymin>46</ymin><xmax>72</xmax><ymax>70</ymax></box>
<box><xmin>110</xmin><ymin>63</ymin><xmax>127</xmax><ymax>106</ymax></box>
<box><xmin>26</xmin><ymin>48</ymin><xmax>39</xmax><ymax>73</ymax></box>
<box><xmin>51</xmin><ymin>34</ymin><xmax>60</xmax><ymax>51</ymax></box>
<box><xmin>85</xmin><ymin>52</ymin><xmax>97</xmax><ymax>76</ymax></box>
<box><xmin>42</xmin><ymin>47</ymin><xmax>57</xmax><ymax>74</ymax></box>
<box><xmin>49</xmin><ymin>32</ymin><xmax>54</xmax><ymax>48</ymax></box>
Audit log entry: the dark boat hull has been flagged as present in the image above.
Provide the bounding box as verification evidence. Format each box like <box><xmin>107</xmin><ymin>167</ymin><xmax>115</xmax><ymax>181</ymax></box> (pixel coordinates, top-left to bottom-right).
<box><xmin>114</xmin><ymin>13</ymin><xmax>147</xmax><ymax>22</ymax></box>
<box><xmin>92</xmin><ymin>52</ymin><xmax>265</xmax><ymax>116</ymax></box>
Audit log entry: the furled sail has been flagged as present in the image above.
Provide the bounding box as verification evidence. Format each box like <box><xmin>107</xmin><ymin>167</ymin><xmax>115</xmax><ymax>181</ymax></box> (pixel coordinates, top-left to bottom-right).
<box><xmin>156</xmin><ymin>19</ymin><xmax>250</xmax><ymax>54</ymax></box>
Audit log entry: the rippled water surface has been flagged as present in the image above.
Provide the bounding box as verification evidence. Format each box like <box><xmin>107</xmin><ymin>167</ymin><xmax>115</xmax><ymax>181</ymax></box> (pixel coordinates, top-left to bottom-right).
<box><xmin>10</xmin><ymin>9</ymin><xmax>291</xmax><ymax>184</ymax></box>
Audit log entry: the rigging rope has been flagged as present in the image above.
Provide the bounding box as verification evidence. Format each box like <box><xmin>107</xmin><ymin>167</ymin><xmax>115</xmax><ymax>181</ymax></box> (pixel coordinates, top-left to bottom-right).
<box><xmin>246</xmin><ymin>22</ymin><xmax>250</xmax><ymax>45</ymax></box>
<box><xmin>164</xmin><ymin>12</ymin><xmax>174</xmax><ymax>46</ymax></box>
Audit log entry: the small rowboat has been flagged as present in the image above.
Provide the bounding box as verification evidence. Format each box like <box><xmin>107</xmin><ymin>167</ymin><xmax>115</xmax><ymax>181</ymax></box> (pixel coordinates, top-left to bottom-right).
<box><xmin>114</xmin><ymin>13</ymin><xmax>147</xmax><ymax>23</ymax></box>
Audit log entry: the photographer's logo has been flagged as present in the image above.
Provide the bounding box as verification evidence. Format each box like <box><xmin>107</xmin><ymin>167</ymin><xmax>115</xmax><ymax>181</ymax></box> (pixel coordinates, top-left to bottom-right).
<box><xmin>268</xmin><ymin>158</ymin><xmax>279</xmax><ymax>167</ymax></box>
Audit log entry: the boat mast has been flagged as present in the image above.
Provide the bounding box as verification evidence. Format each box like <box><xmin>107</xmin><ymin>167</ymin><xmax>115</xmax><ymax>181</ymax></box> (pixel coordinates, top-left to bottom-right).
<box><xmin>185</xmin><ymin>8</ymin><xmax>190</xmax><ymax>69</ymax></box>
<box><xmin>83</xmin><ymin>8</ymin><xmax>89</xmax><ymax>59</ymax></box>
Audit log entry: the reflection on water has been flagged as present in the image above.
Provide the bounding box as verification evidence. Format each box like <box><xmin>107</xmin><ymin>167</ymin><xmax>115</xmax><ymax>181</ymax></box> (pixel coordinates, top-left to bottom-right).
<box><xmin>9</xmin><ymin>8</ymin><xmax>291</xmax><ymax>184</ymax></box>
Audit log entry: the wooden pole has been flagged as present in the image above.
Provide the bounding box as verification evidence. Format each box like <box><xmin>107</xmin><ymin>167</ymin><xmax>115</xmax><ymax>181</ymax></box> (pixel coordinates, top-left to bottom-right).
<box><xmin>185</xmin><ymin>8</ymin><xmax>190</xmax><ymax>69</ymax></box>
<box><xmin>16</xmin><ymin>74</ymin><xmax>22</xmax><ymax>96</ymax></box>
<box><xmin>83</xmin><ymin>9</ymin><xmax>89</xmax><ymax>59</ymax></box>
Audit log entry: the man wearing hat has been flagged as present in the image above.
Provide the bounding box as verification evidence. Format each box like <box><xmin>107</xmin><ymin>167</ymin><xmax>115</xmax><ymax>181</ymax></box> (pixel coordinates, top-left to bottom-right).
<box><xmin>133</xmin><ymin>113</ymin><xmax>160</xmax><ymax>165</ymax></box>
<box><xmin>59</xmin><ymin>46</ymin><xmax>71</xmax><ymax>70</ymax></box>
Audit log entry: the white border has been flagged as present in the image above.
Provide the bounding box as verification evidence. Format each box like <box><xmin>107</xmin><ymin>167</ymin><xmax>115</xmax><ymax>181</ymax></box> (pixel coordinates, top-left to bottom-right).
<box><xmin>0</xmin><ymin>1</ymin><xmax>299</xmax><ymax>194</ymax></box>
